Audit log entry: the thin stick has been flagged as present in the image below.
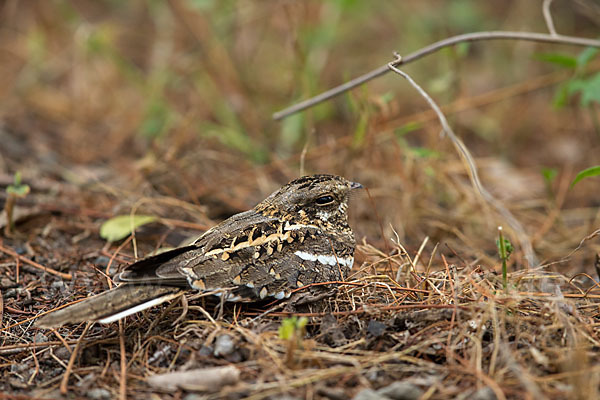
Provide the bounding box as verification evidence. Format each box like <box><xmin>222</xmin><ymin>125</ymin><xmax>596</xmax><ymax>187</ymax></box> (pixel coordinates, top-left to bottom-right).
<box><xmin>105</xmin><ymin>235</ymin><xmax>133</xmax><ymax>289</ymax></box>
<box><xmin>15</xmin><ymin>257</ymin><xmax>20</xmax><ymax>284</ymax></box>
<box><xmin>386</xmin><ymin>58</ymin><xmax>537</xmax><ymax>266</ymax></box>
<box><xmin>0</xmin><ymin>287</ymin><xmax>3</xmax><ymax>329</ymax></box>
<box><xmin>273</xmin><ymin>31</ymin><xmax>600</xmax><ymax>120</ymax></box>
<box><xmin>543</xmin><ymin>0</ymin><xmax>557</xmax><ymax>36</ymax></box>
<box><xmin>0</xmin><ymin>240</ymin><xmax>72</xmax><ymax>280</ymax></box>
<box><xmin>119</xmin><ymin>320</ymin><xmax>127</xmax><ymax>400</ymax></box>
<box><xmin>60</xmin><ymin>322</ymin><xmax>92</xmax><ymax>394</ymax></box>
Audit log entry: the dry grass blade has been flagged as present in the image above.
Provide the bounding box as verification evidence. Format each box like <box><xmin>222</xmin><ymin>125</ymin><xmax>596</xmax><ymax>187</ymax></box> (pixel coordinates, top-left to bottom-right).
<box><xmin>0</xmin><ymin>240</ymin><xmax>72</xmax><ymax>280</ymax></box>
<box><xmin>2</xmin><ymin>2</ymin><xmax>600</xmax><ymax>399</ymax></box>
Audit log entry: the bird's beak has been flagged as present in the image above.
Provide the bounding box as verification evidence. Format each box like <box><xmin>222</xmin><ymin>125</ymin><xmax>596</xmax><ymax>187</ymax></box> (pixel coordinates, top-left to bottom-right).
<box><xmin>350</xmin><ymin>181</ymin><xmax>363</xmax><ymax>190</ymax></box>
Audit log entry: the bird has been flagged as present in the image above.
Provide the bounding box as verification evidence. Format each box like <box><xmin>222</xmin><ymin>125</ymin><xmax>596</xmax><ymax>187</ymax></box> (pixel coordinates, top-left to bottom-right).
<box><xmin>36</xmin><ymin>174</ymin><xmax>363</xmax><ymax>328</ymax></box>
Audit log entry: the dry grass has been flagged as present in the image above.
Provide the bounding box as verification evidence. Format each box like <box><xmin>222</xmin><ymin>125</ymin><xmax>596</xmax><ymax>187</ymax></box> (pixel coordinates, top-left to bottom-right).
<box><xmin>3</xmin><ymin>224</ymin><xmax>600</xmax><ymax>399</ymax></box>
<box><xmin>1</xmin><ymin>1</ymin><xmax>600</xmax><ymax>399</ymax></box>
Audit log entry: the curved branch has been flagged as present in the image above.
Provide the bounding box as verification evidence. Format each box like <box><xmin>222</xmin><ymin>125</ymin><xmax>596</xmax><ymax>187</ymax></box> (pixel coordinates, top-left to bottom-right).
<box><xmin>387</xmin><ymin>56</ymin><xmax>537</xmax><ymax>265</ymax></box>
<box><xmin>543</xmin><ymin>0</ymin><xmax>558</xmax><ymax>36</ymax></box>
<box><xmin>273</xmin><ymin>31</ymin><xmax>600</xmax><ymax>120</ymax></box>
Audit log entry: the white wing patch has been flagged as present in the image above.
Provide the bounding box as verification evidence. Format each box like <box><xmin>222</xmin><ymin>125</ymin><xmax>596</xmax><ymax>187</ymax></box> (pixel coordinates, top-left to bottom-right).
<box><xmin>294</xmin><ymin>250</ymin><xmax>354</xmax><ymax>268</ymax></box>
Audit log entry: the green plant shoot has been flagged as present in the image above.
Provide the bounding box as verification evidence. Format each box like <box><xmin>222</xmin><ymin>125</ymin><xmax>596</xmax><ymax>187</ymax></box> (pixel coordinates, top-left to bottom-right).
<box><xmin>278</xmin><ymin>316</ymin><xmax>308</xmax><ymax>340</ymax></box>
<box><xmin>4</xmin><ymin>172</ymin><xmax>31</xmax><ymax>236</ymax></box>
<box><xmin>496</xmin><ymin>226</ymin><xmax>513</xmax><ymax>291</ymax></box>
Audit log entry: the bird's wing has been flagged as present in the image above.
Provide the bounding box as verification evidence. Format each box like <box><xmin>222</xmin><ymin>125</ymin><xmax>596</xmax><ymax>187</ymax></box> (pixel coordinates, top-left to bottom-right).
<box><xmin>115</xmin><ymin>209</ymin><xmax>277</xmax><ymax>286</ymax></box>
<box><xmin>115</xmin><ymin>208</ymin><xmax>353</xmax><ymax>301</ymax></box>
<box><xmin>182</xmin><ymin>213</ymin><xmax>352</xmax><ymax>300</ymax></box>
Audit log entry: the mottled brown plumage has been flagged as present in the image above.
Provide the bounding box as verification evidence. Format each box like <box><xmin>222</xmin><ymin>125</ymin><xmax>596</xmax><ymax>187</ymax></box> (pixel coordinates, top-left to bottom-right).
<box><xmin>37</xmin><ymin>174</ymin><xmax>362</xmax><ymax>327</ymax></box>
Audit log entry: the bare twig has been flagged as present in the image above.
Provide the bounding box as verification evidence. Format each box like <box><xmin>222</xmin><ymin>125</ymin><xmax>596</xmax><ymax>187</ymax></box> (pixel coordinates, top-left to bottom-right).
<box><xmin>273</xmin><ymin>31</ymin><xmax>600</xmax><ymax>120</ymax></box>
<box><xmin>119</xmin><ymin>320</ymin><xmax>127</xmax><ymax>400</ymax></box>
<box><xmin>60</xmin><ymin>322</ymin><xmax>92</xmax><ymax>394</ymax></box>
<box><xmin>0</xmin><ymin>240</ymin><xmax>72</xmax><ymax>280</ymax></box>
<box><xmin>543</xmin><ymin>0</ymin><xmax>558</xmax><ymax>36</ymax></box>
<box><xmin>386</xmin><ymin>56</ymin><xmax>537</xmax><ymax>266</ymax></box>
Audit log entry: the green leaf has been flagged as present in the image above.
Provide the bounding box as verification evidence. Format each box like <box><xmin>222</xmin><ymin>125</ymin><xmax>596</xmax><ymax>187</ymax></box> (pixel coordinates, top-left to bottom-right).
<box><xmin>280</xmin><ymin>113</ymin><xmax>304</xmax><ymax>149</ymax></box>
<box><xmin>380</xmin><ymin>92</ymin><xmax>395</xmax><ymax>104</ymax></box>
<box><xmin>552</xmin><ymin>83</ymin><xmax>569</xmax><ymax>108</ymax></box>
<box><xmin>297</xmin><ymin>317</ymin><xmax>308</xmax><ymax>330</ymax></box>
<box><xmin>496</xmin><ymin>237</ymin><xmax>513</xmax><ymax>259</ymax></box>
<box><xmin>541</xmin><ymin>167</ymin><xmax>558</xmax><ymax>184</ymax></box>
<box><xmin>394</xmin><ymin>122</ymin><xmax>422</xmax><ymax>138</ymax></box>
<box><xmin>579</xmin><ymin>73</ymin><xmax>600</xmax><ymax>107</ymax></box>
<box><xmin>565</xmin><ymin>73</ymin><xmax>600</xmax><ymax>107</ymax></box>
<box><xmin>352</xmin><ymin>113</ymin><xmax>369</xmax><ymax>147</ymax></box>
<box><xmin>6</xmin><ymin>184</ymin><xmax>30</xmax><ymax>197</ymax></box>
<box><xmin>534</xmin><ymin>53</ymin><xmax>577</xmax><ymax>69</ymax></box>
<box><xmin>186</xmin><ymin>0</ymin><xmax>215</xmax><ymax>11</ymax></box>
<box><xmin>100</xmin><ymin>215</ymin><xmax>158</xmax><ymax>242</ymax></box>
<box><xmin>577</xmin><ymin>47</ymin><xmax>599</xmax><ymax>69</ymax></box>
<box><xmin>456</xmin><ymin>42</ymin><xmax>471</xmax><ymax>58</ymax></box>
<box><xmin>571</xmin><ymin>166</ymin><xmax>600</xmax><ymax>188</ymax></box>
<box><xmin>141</xmin><ymin>98</ymin><xmax>171</xmax><ymax>138</ymax></box>
<box><xmin>278</xmin><ymin>317</ymin><xmax>308</xmax><ymax>340</ymax></box>
<box><xmin>278</xmin><ymin>317</ymin><xmax>298</xmax><ymax>340</ymax></box>
<box><xmin>6</xmin><ymin>172</ymin><xmax>30</xmax><ymax>197</ymax></box>
<box><xmin>410</xmin><ymin>147</ymin><xmax>440</xmax><ymax>159</ymax></box>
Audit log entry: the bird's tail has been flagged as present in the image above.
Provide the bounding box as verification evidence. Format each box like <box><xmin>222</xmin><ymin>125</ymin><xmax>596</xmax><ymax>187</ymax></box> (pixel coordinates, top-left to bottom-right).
<box><xmin>35</xmin><ymin>285</ymin><xmax>184</xmax><ymax>328</ymax></box>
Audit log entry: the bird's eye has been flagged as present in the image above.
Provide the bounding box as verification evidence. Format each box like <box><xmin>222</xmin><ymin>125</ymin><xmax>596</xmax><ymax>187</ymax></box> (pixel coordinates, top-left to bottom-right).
<box><xmin>315</xmin><ymin>195</ymin><xmax>334</xmax><ymax>206</ymax></box>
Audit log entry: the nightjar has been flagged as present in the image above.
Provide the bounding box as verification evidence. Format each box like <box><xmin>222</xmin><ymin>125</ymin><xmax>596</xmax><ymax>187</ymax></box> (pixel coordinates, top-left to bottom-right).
<box><xmin>37</xmin><ymin>174</ymin><xmax>362</xmax><ymax>327</ymax></box>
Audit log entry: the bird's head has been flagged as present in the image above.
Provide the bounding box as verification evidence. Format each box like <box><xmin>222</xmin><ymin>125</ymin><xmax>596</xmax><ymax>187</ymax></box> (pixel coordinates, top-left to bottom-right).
<box><xmin>256</xmin><ymin>174</ymin><xmax>363</xmax><ymax>231</ymax></box>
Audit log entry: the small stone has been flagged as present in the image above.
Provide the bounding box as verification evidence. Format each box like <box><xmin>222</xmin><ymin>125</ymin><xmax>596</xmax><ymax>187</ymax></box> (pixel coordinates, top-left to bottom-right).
<box><xmin>377</xmin><ymin>381</ymin><xmax>424</xmax><ymax>400</ymax></box>
<box><xmin>34</xmin><ymin>332</ymin><xmax>49</xmax><ymax>343</ymax></box>
<box><xmin>198</xmin><ymin>345</ymin><xmax>213</xmax><ymax>357</ymax></box>
<box><xmin>317</xmin><ymin>386</ymin><xmax>347</xmax><ymax>400</ymax></box>
<box><xmin>471</xmin><ymin>387</ymin><xmax>497</xmax><ymax>400</ymax></box>
<box><xmin>51</xmin><ymin>280</ymin><xmax>66</xmax><ymax>291</ymax></box>
<box><xmin>87</xmin><ymin>388</ymin><xmax>111</xmax><ymax>400</ymax></box>
<box><xmin>54</xmin><ymin>346</ymin><xmax>73</xmax><ymax>360</ymax></box>
<box><xmin>367</xmin><ymin>320</ymin><xmax>387</xmax><ymax>337</ymax></box>
<box><xmin>11</xmin><ymin>363</ymin><xmax>28</xmax><ymax>373</ymax></box>
<box><xmin>352</xmin><ymin>388</ymin><xmax>388</xmax><ymax>400</ymax></box>
<box><xmin>94</xmin><ymin>256</ymin><xmax>110</xmax><ymax>268</ymax></box>
<box><xmin>183</xmin><ymin>395</ymin><xmax>204</xmax><ymax>400</ymax></box>
<box><xmin>1</xmin><ymin>277</ymin><xmax>14</xmax><ymax>288</ymax></box>
<box><xmin>213</xmin><ymin>334</ymin><xmax>235</xmax><ymax>357</ymax></box>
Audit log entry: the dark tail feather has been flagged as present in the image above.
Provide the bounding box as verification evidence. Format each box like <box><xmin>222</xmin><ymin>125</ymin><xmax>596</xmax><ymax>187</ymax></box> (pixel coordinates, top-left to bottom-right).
<box><xmin>35</xmin><ymin>285</ymin><xmax>183</xmax><ymax>328</ymax></box>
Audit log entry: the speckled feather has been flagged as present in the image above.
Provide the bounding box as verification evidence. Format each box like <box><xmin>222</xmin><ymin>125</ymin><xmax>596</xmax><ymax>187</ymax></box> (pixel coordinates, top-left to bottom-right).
<box><xmin>36</xmin><ymin>174</ymin><xmax>361</xmax><ymax>327</ymax></box>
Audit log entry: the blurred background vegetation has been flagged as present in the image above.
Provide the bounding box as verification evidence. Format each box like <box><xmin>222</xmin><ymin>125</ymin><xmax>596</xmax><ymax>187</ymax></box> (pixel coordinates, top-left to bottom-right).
<box><xmin>0</xmin><ymin>0</ymin><xmax>599</xmax><ymax>271</ymax></box>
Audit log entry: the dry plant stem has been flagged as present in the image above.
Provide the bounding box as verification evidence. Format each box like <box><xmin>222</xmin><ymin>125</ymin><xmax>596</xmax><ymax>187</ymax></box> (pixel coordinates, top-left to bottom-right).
<box><xmin>4</xmin><ymin>194</ymin><xmax>15</xmax><ymax>236</ymax></box>
<box><xmin>0</xmin><ymin>240</ymin><xmax>72</xmax><ymax>280</ymax></box>
<box><xmin>105</xmin><ymin>235</ymin><xmax>133</xmax><ymax>290</ymax></box>
<box><xmin>387</xmin><ymin>59</ymin><xmax>537</xmax><ymax>266</ymax></box>
<box><xmin>365</xmin><ymin>187</ymin><xmax>392</xmax><ymax>272</ymax></box>
<box><xmin>119</xmin><ymin>320</ymin><xmax>127</xmax><ymax>400</ymax></box>
<box><xmin>273</xmin><ymin>31</ymin><xmax>600</xmax><ymax>120</ymax></box>
<box><xmin>60</xmin><ymin>322</ymin><xmax>92</xmax><ymax>395</ymax></box>
<box><xmin>0</xmin><ymin>288</ymin><xmax>3</xmax><ymax>329</ymax></box>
